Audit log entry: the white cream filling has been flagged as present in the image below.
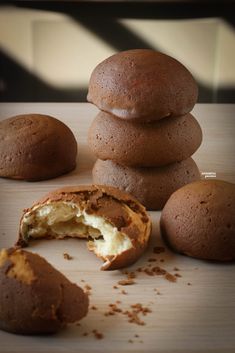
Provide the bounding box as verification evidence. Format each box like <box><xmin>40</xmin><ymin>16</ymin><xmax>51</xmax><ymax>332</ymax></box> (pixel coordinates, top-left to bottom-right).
<box><xmin>21</xmin><ymin>202</ymin><xmax>132</xmax><ymax>256</ymax></box>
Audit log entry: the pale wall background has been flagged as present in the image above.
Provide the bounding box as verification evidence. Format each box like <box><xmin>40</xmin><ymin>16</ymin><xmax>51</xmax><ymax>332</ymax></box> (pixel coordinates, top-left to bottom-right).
<box><xmin>0</xmin><ymin>4</ymin><xmax>235</xmax><ymax>102</ymax></box>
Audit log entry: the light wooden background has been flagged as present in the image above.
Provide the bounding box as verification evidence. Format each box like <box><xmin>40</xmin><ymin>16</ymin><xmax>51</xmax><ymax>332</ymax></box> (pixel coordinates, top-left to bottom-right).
<box><xmin>0</xmin><ymin>103</ymin><xmax>234</xmax><ymax>353</ymax></box>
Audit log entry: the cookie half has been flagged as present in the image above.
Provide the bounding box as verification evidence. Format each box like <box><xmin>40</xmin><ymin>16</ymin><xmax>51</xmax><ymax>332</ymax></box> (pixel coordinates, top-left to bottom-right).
<box><xmin>0</xmin><ymin>248</ymin><xmax>89</xmax><ymax>334</ymax></box>
<box><xmin>92</xmin><ymin>158</ymin><xmax>201</xmax><ymax>210</ymax></box>
<box><xmin>88</xmin><ymin>111</ymin><xmax>202</xmax><ymax>167</ymax></box>
<box><xmin>160</xmin><ymin>180</ymin><xmax>235</xmax><ymax>261</ymax></box>
<box><xmin>87</xmin><ymin>49</ymin><xmax>198</xmax><ymax>122</ymax></box>
<box><xmin>0</xmin><ymin>114</ymin><xmax>77</xmax><ymax>181</ymax></box>
<box><xmin>17</xmin><ymin>185</ymin><xmax>151</xmax><ymax>270</ymax></box>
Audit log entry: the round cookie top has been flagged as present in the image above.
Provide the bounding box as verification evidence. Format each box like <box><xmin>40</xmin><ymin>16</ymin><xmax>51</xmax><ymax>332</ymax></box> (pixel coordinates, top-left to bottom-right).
<box><xmin>0</xmin><ymin>114</ymin><xmax>77</xmax><ymax>181</ymax></box>
<box><xmin>160</xmin><ymin>180</ymin><xmax>235</xmax><ymax>261</ymax></box>
<box><xmin>87</xmin><ymin>49</ymin><xmax>198</xmax><ymax>122</ymax></box>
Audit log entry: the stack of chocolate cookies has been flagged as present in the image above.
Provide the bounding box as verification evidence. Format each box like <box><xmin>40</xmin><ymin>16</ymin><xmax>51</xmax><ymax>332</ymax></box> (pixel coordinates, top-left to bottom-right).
<box><xmin>87</xmin><ymin>49</ymin><xmax>202</xmax><ymax>210</ymax></box>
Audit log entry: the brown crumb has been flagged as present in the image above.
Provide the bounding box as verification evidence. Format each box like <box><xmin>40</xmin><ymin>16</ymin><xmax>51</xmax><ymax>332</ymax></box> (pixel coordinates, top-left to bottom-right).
<box><xmin>173</xmin><ymin>267</ymin><xmax>180</xmax><ymax>271</ymax></box>
<box><xmin>118</xmin><ymin>279</ymin><xmax>136</xmax><ymax>286</ymax></box>
<box><xmin>81</xmin><ymin>279</ymin><xmax>85</xmax><ymax>283</ymax></box>
<box><xmin>113</xmin><ymin>285</ymin><xmax>118</xmax><ymax>289</ymax></box>
<box><xmin>104</xmin><ymin>311</ymin><xmax>115</xmax><ymax>316</ymax></box>
<box><xmin>131</xmin><ymin>303</ymin><xmax>152</xmax><ymax>315</ymax></box>
<box><xmin>144</xmin><ymin>268</ymin><xmax>155</xmax><ymax>276</ymax></box>
<box><xmin>121</xmin><ymin>270</ymin><xmax>129</xmax><ymax>275</ymax></box>
<box><xmin>109</xmin><ymin>304</ymin><xmax>122</xmax><ymax>313</ymax></box>
<box><xmin>121</xmin><ymin>289</ymin><xmax>128</xmax><ymax>295</ymax></box>
<box><xmin>152</xmin><ymin>266</ymin><xmax>166</xmax><ymax>275</ymax></box>
<box><xmin>148</xmin><ymin>258</ymin><xmax>157</xmax><ymax>262</ymax></box>
<box><xmin>160</xmin><ymin>259</ymin><xmax>165</xmax><ymax>262</ymax></box>
<box><xmin>153</xmin><ymin>246</ymin><xmax>165</xmax><ymax>254</ymax></box>
<box><xmin>137</xmin><ymin>267</ymin><xmax>142</xmax><ymax>272</ymax></box>
<box><xmin>83</xmin><ymin>332</ymin><xmax>88</xmax><ymax>336</ymax></box>
<box><xmin>174</xmin><ymin>273</ymin><xmax>182</xmax><ymax>278</ymax></box>
<box><xmin>128</xmin><ymin>313</ymin><xmax>145</xmax><ymax>326</ymax></box>
<box><xmin>63</xmin><ymin>252</ymin><xmax>73</xmax><ymax>260</ymax></box>
<box><xmin>91</xmin><ymin>305</ymin><xmax>97</xmax><ymax>310</ymax></box>
<box><xmin>92</xmin><ymin>329</ymin><xmax>104</xmax><ymax>340</ymax></box>
<box><xmin>128</xmin><ymin>339</ymin><xmax>133</xmax><ymax>343</ymax></box>
<box><xmin>84</xmin><ymin>284</ymin><xmax>92</xmax><ymax>295</ymax></box>
<box><xmin>135</xmin><ymin>334</ymin><xmax>139</xmax><ymax>337</ymax></box>
<box><xmin>154</xmin><ymin>288</ymin><xmax>161</xmax><ymax>295</ymax></box>
<box><xmin>187</xmin><ymin>282</ymin><xmax>192</xmax><ymax>286</ymax></box>
<box><xmin>106</xmin><ymin>301</ymin><xmax>151</xmax><ymax>327</ymax></box>
<box><xmin>126</xmin><ymin>303</ymin><xmax>151</xmax><ymax>325</ymax></box>
<box><xmin>127</xmin><ymin>271</ymin><xmax>136</xmax><ymax>279</ymax></box>
<box><xmin>165</xmin><ymin>273</ymin><xmax>177</xmax><ymax>282</ymax></box>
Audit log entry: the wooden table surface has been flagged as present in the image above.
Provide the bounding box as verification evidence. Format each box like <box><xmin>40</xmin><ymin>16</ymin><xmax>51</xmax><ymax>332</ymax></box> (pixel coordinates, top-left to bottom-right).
<box><xmin>0</xmin><ymin>103</ymin><xmax>235</xmax><ymax>353</ymax></box>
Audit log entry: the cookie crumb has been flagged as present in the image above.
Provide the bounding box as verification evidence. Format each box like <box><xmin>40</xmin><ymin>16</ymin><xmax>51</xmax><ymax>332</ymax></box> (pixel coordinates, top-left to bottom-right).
<box><xmin>153</xmin><ymin>246</ymin><xmax>165</xmax><ymax>254</ymax></box>
<box><xmin>174</xmin><ymin>273</ymin><xmax>182</xmax><ymax>278</ymax></box>
<box><xmin>91</xmin><ymin>305</ymin><xmax>97</xmax><ymax>310</ymax></box>
<box><xmin>92</xmin><ymin>329</ymin><xmax>104</xmax><ymax>339</ymax></box>
<box><xmin>165</xmin><ymin>273</ymin><xmax>177</xmax><ymax>282</ymax></box>
<box><xmin>187</xmin><ymin>282</ymin><xmax>192</xmax><ymax>286</ymax></box>
<box><xmin>84</xmin><ymin>284</ymin><xmax>92</xmax><ymax>295</ymax></box>
<box><xmin>154</xmin><ymin>288</ymin><xmax>161</xmax><ymax>295</ymax></box>
<box><xmin>148</xmin><ymin>258</ymin><xmax>157</xmax><ymax>262</ymax></box>
<box><xmin>152</xmin><ymin>266</ymin><xmax>166</xmax><ymax>275</ymax></box>
<box><xmin>118</xmin><ymin>279</ymin><xmax>135</xmax><ymax>286</ymax></box>
<box><xmin>63</xmin><ymin>252</ymin><xmax>73</xmax><ymax>260</ymax></box>
<box><xmin>127</xmin><ymin>271</ymin><xmax>136</xmax><ymax>279</ymax></box>
<box><xmin>104</xmin><ymin>311</ymin><xmax>115</xmax><ymax>316</ymax></box>
<box><xmin>121</xmin><ymin>289</ymin><xmax>128</xmax><ymax>295</ymax></box>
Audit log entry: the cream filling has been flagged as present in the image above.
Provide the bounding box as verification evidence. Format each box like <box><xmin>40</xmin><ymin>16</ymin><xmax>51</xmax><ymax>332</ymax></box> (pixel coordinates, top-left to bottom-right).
<box><xmin>21</xmin><ymin>201</ymin><xmax>132</xmax><ymax>257</ymax></box>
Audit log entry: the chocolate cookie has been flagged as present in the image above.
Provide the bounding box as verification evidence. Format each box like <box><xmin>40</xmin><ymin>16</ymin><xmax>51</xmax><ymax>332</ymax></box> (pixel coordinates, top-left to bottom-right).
<box><xmin>0</xmin><ymin>114</ymin><xmax>77</xmax><ymax>181</ymax></box>
<box><xmin>87</xmin><ymin>49</ymin><xmax>198</xmax><ymax>122</ymax></box>
<box><xmin>0</xmin><ymin>248</ymin><xmax>89</xmax><ymax>334</ymax></box>
<box><xmin>88</xmin><ymin>111</ymin><xmax>202</xmax><ymax>167</ymax></box>
<box><xmin>92</xmin><ymin>158</ymin><xmax>201</xmax><ymax>210</ymax></box>
<box><xmin>160</xmin><ymin>180</ymin><xmax>235</xmax><ymax>261</ymax></box>
<box><xmin>17</xmin><ymin>185</ymin><xmax>151</xmax><ymax>270</ymax></box>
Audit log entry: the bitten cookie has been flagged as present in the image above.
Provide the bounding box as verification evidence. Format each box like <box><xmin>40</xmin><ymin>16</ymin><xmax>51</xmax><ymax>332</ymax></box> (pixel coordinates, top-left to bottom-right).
<box><xmin>92</xmin><ymin>158</ymin><xmax>201</xmax><ymax>210</ymax></box>
<box><xmin>17</xmin><ymin>185</ymin><xmax>151</xmax><ymax>270</ymax></box>
<box><xmin>88</xmin><ymin>111</ymin><xmax>202</xmax><ymax>167</ymax></box>
<box><xmin>87</xmin><ymin>49</ymin><xmax>198</xmax><ymax>122</ymax></box>
<box><xmin>0</xmin><ymin>248</ymin><xmax>89</xmax><ymax>334</ymax></box>
<box><xmin>160</xmin><ymin>180</ymin><xmax>235</xmax><ymax>261</ymax></box>
<box><xmin>0</xmin><ymin>114</ymin><xmax>77</xmax><ymax>181</ymax></box>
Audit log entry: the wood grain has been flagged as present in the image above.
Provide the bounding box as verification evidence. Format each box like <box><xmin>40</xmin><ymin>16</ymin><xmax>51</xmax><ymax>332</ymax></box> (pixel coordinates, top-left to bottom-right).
<box><xmin>0</xmin><ymin>103</ymin><xmax>234</xmax><ymax>353</ymax></box>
